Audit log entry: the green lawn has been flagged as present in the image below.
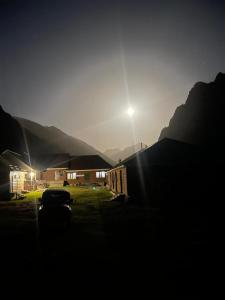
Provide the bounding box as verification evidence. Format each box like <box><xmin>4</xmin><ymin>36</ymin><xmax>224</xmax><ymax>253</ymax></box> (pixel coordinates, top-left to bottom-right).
<box><xmin>0</xmin><ymin>186</ymin><xmax>209</xmax><ymax>294</ymax></box>
<box><xmin>0</xmin><ymin>185</ymin><xmax>201</xmax><ymax>293</ymax></box>
<box><xmin>5</xmin><ymin>186</ymin><xmax>112</xmax><ymax>205</ymax></box>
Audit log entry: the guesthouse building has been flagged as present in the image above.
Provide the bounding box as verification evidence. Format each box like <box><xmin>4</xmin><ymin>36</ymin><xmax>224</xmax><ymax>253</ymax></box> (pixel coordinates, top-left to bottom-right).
<box><xmin>40</xmin><ymin>155</ymin><xmax>112</xmax><ymax>187</ymax></box>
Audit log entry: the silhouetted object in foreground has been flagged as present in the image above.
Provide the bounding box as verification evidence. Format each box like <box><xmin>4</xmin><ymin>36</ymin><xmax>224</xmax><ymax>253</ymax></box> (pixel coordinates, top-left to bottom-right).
<box><xmin>38</xmin><ymin>189</ymin><xmax>73</xmax><ymax>232</ymax></box>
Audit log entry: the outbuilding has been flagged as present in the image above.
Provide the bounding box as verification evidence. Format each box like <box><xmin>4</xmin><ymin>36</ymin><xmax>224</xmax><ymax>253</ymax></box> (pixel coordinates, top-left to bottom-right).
<box><xmin>107</xmin><ymin>138</ymin><xmax>204</xmax><ymax>205</ymax></box>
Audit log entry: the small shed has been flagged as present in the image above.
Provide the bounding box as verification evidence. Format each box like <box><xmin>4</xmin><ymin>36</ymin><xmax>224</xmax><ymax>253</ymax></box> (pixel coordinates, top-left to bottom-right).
<box><xmin>0</xmin><ymin>150</ymin><xmax>36</xmax><ymax>200</ymax></box>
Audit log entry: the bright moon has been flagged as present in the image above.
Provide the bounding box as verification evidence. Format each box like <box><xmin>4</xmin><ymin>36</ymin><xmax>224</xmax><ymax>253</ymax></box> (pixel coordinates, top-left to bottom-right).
<box><xmin>127</xmin><ymin>107</ymin><xmax>135</xmax><ymax>117</ymax></box>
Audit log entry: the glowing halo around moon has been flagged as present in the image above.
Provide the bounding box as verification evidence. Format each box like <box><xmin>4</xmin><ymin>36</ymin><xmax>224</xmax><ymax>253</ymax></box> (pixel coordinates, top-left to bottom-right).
<box><xmin>126</xmin><ymin>107</ymin><xmax>135</xmax><ymax>117</ymax></box>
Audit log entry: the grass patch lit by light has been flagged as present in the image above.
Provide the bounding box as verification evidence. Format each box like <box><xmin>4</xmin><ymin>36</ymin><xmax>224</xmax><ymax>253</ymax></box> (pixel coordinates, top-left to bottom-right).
<box><xmin>9</xmin><ymin>186</ymin><xmax>112</xmax><ymax>206</ymax></box>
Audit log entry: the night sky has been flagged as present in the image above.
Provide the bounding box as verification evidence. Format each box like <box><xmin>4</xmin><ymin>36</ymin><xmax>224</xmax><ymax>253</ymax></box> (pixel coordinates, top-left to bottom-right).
<box><xmin>1</xmin><ymin>0</ymin><xmax>225</xmax><ymax>151</ymax></box>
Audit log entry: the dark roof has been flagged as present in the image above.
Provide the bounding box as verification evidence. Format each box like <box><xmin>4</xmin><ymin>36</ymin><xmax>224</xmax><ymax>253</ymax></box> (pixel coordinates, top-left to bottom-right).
<box><xmin>69</xmin><ymin>155</ymin><xmax>112</xmax><ymax>170</ymax></box>
<box><xmin>0</xmin><ymin>150</ymin><xmax>33</xmax><ymax>171</ymax></box>
<box><xmin>114</xmin><ymin>138</ymin><xmax>204</xmax><ymax>168</ymax></box>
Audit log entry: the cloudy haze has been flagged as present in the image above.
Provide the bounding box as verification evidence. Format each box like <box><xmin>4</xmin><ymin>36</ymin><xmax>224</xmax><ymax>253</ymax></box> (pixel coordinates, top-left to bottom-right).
<box><xmin>1</xmin><ymin>0</ymin><xmax>225</xmax><ymax>151</ymax></box>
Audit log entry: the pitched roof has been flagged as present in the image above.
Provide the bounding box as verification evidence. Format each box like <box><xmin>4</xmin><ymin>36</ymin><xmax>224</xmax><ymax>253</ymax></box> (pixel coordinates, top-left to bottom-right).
<box><xmin>1</xmin><ymin>150</ymin><xmax>33</xmax><ymax>172</ymax></box>
<box><xmin>114</xmin><ymin>138</ymin><xmax>203</xmax><ymax>168</ymax></box>
<box><xmin>68</xmin><ymin>155</ymin><xmax>112</xmax><ymax>170</ymax></box>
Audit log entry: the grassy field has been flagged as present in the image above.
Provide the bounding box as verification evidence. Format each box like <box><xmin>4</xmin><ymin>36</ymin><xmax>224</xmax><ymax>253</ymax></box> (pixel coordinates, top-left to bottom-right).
<box><xmin>0</xmin><ymin>187</ymin><xmax>115</xmax><ymax>275</ymax></box>
<box><xmin>7</xmin><ymin>186</ymin><xmax>112</xmax><ymax>204</ymax></box>
<box><xmin>0</xmin><ymin>186</ymin><xmax>112</xmax><ymax>243</ymax></box>
<box><xmin>0</xmin><ymin>186</ymin><xmax>208</xmax><ymax>294</ymax></box>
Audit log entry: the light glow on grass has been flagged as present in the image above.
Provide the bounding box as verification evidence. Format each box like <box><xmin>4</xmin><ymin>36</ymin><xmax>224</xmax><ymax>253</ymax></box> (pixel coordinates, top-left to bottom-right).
<box><xmin>11</xmin><ymin>186</ymin><xmax>112</xmax><ymax>205</ymax></box>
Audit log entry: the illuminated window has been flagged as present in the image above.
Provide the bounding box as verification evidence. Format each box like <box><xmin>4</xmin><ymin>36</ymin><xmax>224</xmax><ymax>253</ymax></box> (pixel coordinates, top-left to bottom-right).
<box><xmin>96</xmin><ymin>171</ymin><xmax>106</xmax><ymax>178</ymax></box>
<box><xmin>67</xmin><ymin>172</ymin><xmax>76</xmax><ymax>179</ymax></box>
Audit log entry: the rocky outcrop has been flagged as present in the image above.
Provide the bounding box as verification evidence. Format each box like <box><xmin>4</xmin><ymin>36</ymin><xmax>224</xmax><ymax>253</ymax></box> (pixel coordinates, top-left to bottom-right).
<box><xmin>159</xmin><ymin>73</ymin><xmax>225</xmax><ymax>148</ymax></box>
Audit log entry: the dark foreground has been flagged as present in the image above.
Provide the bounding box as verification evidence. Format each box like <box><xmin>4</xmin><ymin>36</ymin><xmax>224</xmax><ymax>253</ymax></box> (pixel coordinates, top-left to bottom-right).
<box><xmin>0</xmin><ymin>189</ymin><xmax>214</xmax><ymax>296</ymax></box>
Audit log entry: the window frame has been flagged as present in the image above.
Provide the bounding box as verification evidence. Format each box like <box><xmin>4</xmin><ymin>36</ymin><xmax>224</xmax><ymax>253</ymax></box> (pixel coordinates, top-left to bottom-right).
<box><xmin>96</xmin><ymin>171</ymin><xmax>106</xmax><ymax>178</ymax></box>
<box><xmin>67</xmin><ymin>172</ymin><xmax>77</xmax><ymax>180</ymax></box>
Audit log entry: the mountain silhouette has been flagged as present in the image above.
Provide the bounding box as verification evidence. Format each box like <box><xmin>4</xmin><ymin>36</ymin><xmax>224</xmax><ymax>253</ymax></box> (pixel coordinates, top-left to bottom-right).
<box><xmin>104</xmin><ymin>143</ymin><xmax>148</xmax><ymax>163</ymax></box>
<box><xmin>0</xmin><ymin>105</ymin><xmax>25</xmax><ymax>155</ymax></box>
<box><xmin>159</xmin><ymin>72</ymin><xmax>225</xmax><ymax>150</ymax></box>
<box><xmin>0</xmin><ymin>106</ymin><xmax>113</xmax><ymax>167</ymax></box>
